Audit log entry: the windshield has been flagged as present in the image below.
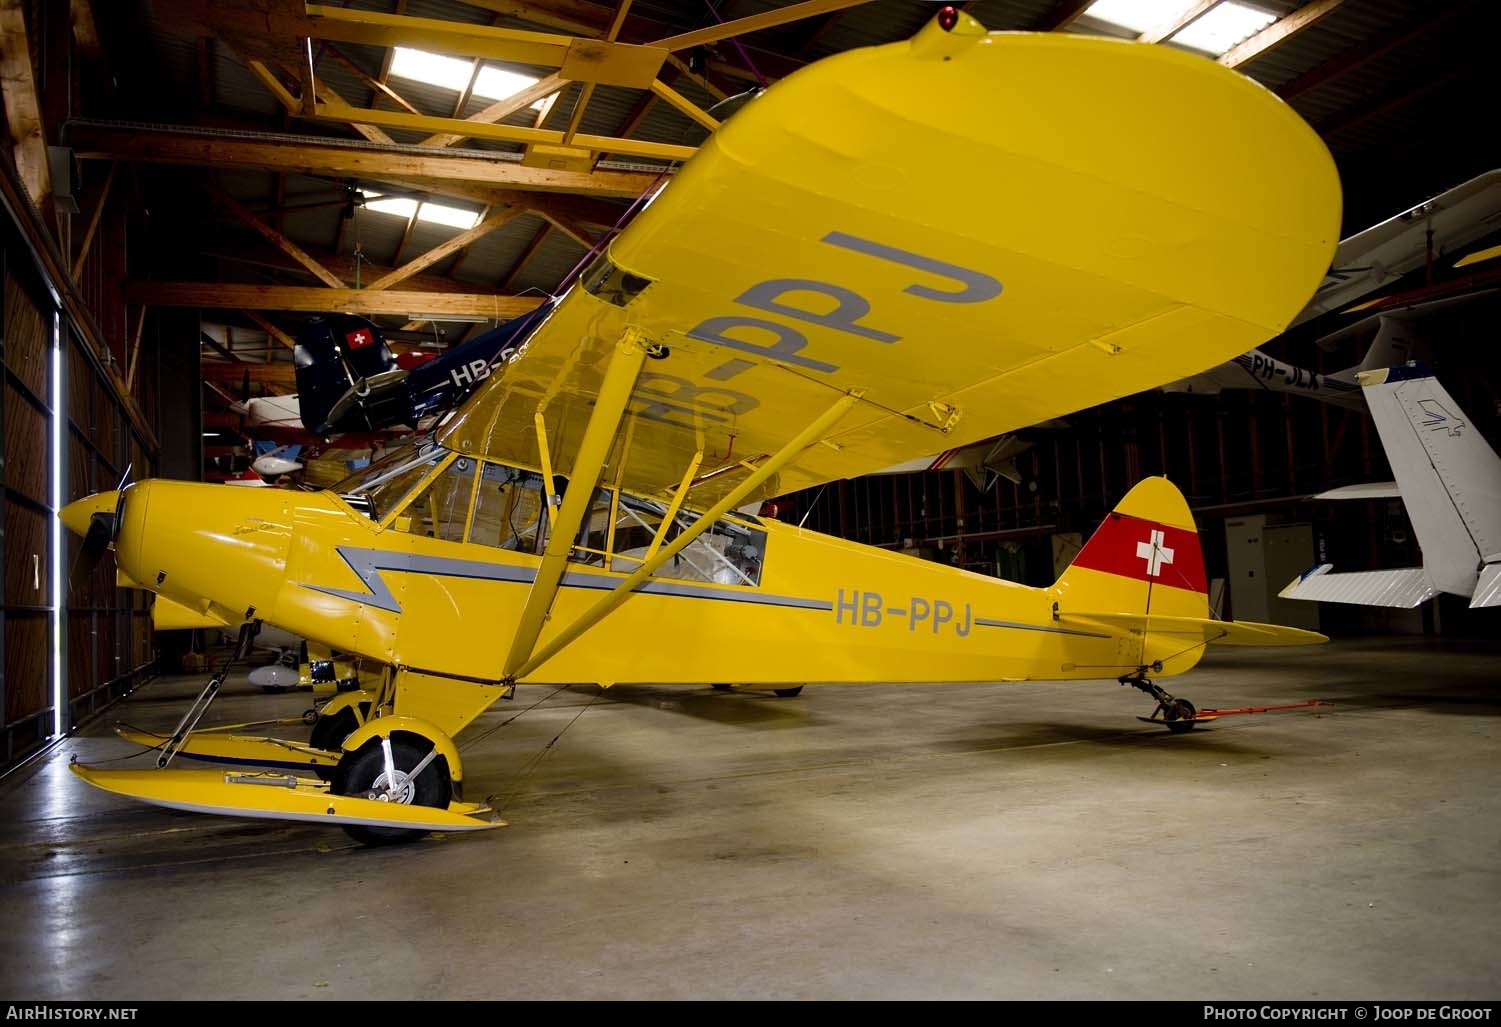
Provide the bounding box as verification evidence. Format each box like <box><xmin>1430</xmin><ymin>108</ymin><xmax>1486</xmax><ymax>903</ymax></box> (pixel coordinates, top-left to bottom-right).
<box><xmin>332</xmin><ymin>439</ymin><xmax>442</xmax><ymax>520</ymax></box>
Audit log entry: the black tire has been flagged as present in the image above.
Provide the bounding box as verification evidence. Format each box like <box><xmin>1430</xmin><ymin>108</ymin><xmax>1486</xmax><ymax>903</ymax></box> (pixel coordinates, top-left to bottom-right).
<box><xmin>308</xmin><ymin>707</ymin><xmax>359</xmax><ymax>781</ymax></box>
<box><xmin>1163</xmin><ymin>698</ymin><xmax>1197</xmax><ymax>734</ymax></box>
<box><xmin>710</xmin><ymin>683</ymin><xmax>734</xmax><ymax>692</ymax></box>
<box><xmin>331</xmin><ymin>736</ymin><xmax>451</xmax><ymax>846</ymax></box>
<box><xmin>773</xmin><ymin>686</ymin><xmax>805</xmax><ymax>698</ymax></box>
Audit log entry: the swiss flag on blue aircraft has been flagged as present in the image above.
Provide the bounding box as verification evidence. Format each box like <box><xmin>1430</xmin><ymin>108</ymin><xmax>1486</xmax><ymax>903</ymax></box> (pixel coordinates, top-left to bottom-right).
<box><xmin>345</xmin><ymin>327</ymin><xmax>375</xmax><ymax>350</ymax></box>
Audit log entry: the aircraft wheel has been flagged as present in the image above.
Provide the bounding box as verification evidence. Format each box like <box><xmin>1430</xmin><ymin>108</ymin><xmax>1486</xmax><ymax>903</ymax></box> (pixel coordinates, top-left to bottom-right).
<box><xmin>773</xmin><ymin>686</ymin><xmax>805</xmax><ymax>698</ymax></box>
<box><xmin>710</xmin><ymin>683</ymin><xmax>734</xmax><ymax>692</ymax></box>
<box><xmin>308</xmin><ymin>708</ymin><xmax>360</xmax><ymax>781</ymax></box>
<box><xmin>1163</xmin><ymin>698</ymin><xmax>1197</xmax><ymax>734</ymax></box>
<box><xmin>332</xmin><ymin>735</ymin><xmax>451</xmax><ymax>846</ymax></box>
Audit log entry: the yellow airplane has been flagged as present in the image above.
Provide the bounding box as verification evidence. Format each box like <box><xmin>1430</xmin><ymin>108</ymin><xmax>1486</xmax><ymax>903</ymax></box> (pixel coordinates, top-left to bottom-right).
<box><xmin>59</xmin><ymin>11</ymin><xmax>1341</xmax><ymax>845</ymax></box>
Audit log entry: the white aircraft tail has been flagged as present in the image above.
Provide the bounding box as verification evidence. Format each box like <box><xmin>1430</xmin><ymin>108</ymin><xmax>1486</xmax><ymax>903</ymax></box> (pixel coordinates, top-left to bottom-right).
<box><xmin>1284</xmin><ymin>366</ymin><xmax>1501</xmax><ymax>609</ymax></box>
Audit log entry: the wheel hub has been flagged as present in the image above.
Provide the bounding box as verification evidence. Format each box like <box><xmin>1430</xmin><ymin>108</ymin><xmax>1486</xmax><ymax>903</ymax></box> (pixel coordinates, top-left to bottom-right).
<box><xmin>365</xmin><ymin>768</ymin><xmax>416</xmax><ymax>804</ymax></box>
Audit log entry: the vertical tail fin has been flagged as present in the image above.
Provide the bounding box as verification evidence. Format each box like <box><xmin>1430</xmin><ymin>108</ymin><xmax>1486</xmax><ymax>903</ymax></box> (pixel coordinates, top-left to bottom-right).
<box><xmin>1054</xmin><ymin>477</ymin><xmax>1209</xmax><ymax>620</ymax></box>
<box><xmin>1361</xmin><ymin>365</ymin><xmax>1501</xmax><ymax>606</ymax></box>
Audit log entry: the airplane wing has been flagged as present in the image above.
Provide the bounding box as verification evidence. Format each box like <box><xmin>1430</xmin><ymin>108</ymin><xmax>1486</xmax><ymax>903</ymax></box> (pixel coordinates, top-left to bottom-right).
<box><xmin>1278</xmin><ymin>564</ymin><xmax>1437</xmax><ymax>608</ymax></box>
<box><xmin>1059</xmin><ymin>611</ymin><xmax>1328</xmax><ymax>647</ymax></box>
<box><xmin>440</xmin><ymin>25</ymin><xmax>1339</xmax><ymax>507</ymax></box>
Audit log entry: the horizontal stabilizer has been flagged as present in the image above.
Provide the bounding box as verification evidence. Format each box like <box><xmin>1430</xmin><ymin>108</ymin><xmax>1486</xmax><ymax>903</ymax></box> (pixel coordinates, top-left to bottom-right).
<box><xmin>1472</xmin><ymin>563</ymin><xmax>1501</xmax><ymax>608</ymax></box>
<box><xmin>1279</xmin><ymin>563</ymin><xmax>1437</xmax><ymax>608</ymax></box>
<box><xmin>1059</xmin><ymin>610</ymin><xmax>1327</xmax><ymax>646</ymax></box>
<box><xmin>1313</xmin><ymin>481</ymin><xmax>1400</xmax><ymax>500</ymax></box>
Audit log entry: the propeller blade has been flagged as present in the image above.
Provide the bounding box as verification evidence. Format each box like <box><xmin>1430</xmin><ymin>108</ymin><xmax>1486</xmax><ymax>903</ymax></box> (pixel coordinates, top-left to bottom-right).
<box><xmin>67</xmin><ymin>513</ymin><xmax>116</xmax><ymax>595</ymax></box>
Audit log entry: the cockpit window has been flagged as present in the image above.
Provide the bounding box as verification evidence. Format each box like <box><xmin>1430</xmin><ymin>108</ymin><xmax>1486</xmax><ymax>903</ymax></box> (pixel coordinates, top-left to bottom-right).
<box><xmin>469</xmin><ymin>463</ymin><xmax>550</xmax><ymax>554</ymax></box>
<box><xmin>395</xmin><ymin>456</ymin><xmax>476</xmax><ymax>541</ymax></box>
<box><xmin>612</xmin><ymin>495</ymin><xmax>766</xmax><ymax>586</ymax></box>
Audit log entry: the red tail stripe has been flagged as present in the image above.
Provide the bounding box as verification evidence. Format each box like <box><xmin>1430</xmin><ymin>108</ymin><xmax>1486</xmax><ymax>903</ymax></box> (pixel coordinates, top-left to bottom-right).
<box><xmin>1072</xmin><ymin>511</ymin><xmax>1207</xmax><ymax>594</ymax></box>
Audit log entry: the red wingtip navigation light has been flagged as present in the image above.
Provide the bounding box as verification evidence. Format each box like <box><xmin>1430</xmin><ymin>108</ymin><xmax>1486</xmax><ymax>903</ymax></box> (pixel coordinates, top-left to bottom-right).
<box><xmin>937</xmin><ymin>5</ymin><xmax>959</xmax><ymax>31</ymax></box>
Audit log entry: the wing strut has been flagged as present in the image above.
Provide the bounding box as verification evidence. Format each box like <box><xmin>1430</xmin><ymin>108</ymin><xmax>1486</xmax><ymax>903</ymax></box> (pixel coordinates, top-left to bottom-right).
<box><xmin>503</xmin><ymin>331</ymin><xmax>651</xmax><ymax>677</ymax></box>
<box><xmin>508</xmin><ymin>389</ymin><xmax>865</xmax><ymax>682</ymax></box>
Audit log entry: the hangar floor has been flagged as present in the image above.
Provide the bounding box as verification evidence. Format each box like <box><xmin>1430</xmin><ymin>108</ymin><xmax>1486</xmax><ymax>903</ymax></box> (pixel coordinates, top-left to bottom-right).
<box><xmin>1</xmin><ymin>637</ymin><xmax>1497</xmax><ymax>1001</ymax></box>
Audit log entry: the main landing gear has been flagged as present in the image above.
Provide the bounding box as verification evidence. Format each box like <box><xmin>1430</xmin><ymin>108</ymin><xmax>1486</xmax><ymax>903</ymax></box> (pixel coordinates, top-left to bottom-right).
<box><xmin>1120</xmin><ymin>668</ymin><xmax>1198</xmax><ymax>733</ymax></box>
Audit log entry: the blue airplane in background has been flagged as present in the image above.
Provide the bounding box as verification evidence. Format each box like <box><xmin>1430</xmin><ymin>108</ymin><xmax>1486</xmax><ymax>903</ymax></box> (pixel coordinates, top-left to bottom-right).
<box><xmin>290</xmin><ymin>303</ymin><xmax>556</xmax><ymax>436</ymax></box>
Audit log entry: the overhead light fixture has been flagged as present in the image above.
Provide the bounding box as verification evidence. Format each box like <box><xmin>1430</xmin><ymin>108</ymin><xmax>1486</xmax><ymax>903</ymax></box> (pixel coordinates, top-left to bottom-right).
<box><xmin>362</xmin><ymin>192</ymin><xmax>481</xmax><ymax>231</ymax></box>
<box><xmin>1170</xmin><ymin>2</ymin><xmax>1277</xmax><ymax>54</ymax></box>
<box><xmin>390</xmin><ymin>47</ymin><xmax>545</xmax><ymax>110</ymax></box>
<box><xmin>406</xmin><ymin>314</ymin><xmax>493</xmax><ymax>323</ymax></box>
<box><xmin>1082</xmin><ymin>0</ymin><xmax>1197</xmax><ymax>34</ymax></box>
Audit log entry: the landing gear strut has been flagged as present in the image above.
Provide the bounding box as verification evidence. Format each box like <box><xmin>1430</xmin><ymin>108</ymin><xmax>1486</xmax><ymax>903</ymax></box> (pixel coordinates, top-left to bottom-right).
<box><xmin>1121</xmin><ymin>670</ymin><xmax>1198</xmax><ymax>733</ymax></box>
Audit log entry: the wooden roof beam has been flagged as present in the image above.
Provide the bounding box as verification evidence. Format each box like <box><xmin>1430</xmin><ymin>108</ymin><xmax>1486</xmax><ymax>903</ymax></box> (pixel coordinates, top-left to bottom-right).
<box><xmin>213</xmin><ymin>186</ymin><xmax>345</xmax><ymax>289</ymax></box>
<box><xmin>308</xmin><ymin>99</ymin><xmax>696</xmax><ymax>162</ymax></box>
<box><xmin>207</xmin><ymin>243</ymin><xmax>496</xmax><ymax>294</ymax></box>
<box><xmin>128</xmin><ymin>282</ymin><xmax>546</xmax><ymax>318</ymax></box>
<box><xmin>1220</xmin><ymin>0</ymin><xmax>1347</xmax><ymax>69</ymax></box>
<box><xmin>304</xmin><ymin>4</ymin><xmax>573</xmax><ymax>66</ymax></box>
<box><xmin>420</xmin><ymin>72</ymin><xmax>569</xmax><ymax>148</ymax></box>
<box><xmin>499</xmin><ymin>221</ymin><xmax>551</xmax><ymax>291</ymax></box>
<box><xmin>1137</xmin><ymin>0</ymin><xmax>1219</xmax><ymax>44</ymax></box>
<box><xmin>325</xmin><ymin>42</ymin><xmax>424</xmax><ymax>116</ymax></box>
<box><xmin>66</xmin><ymin>123</ymin><xmax>663</xmax><ymax>198</ymax></box>
<box><xmin>243</xmin><ymin>310</ymin><xmax>297</xmax><ymax>349</ymax></box>
<box><xmin>365</xmin><ymin>207</ymin><xmax>525</xmax><ymax>292</ymax></box>
<box><xmin>202</xmin><ymin>360</ymin><xmax>296</xmax><ymax>387</ymax></box>
<box><xmin>0</xmin><ymin>0</ymin><xmax>50</xmax><ymax>207</ymax></box>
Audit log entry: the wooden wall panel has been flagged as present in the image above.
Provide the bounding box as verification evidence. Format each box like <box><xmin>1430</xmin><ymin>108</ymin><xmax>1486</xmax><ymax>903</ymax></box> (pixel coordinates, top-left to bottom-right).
<box><xmin>4</xmin><ymin>388</ymin><xmax>47</xmax><ymax>503</ymax></box>
<box><xmin>4</xmin><ymin>613</ymin><xmax>47</xmax><ymax>726</ymax></box>
<box><xmin>3</xmin><ymin>273</ymin><xmax>47</xmax><ymax>398</ymax></box>
<box><xmin>4</xmin><ymin>501</ymin><xmax>48</xmax><ymax>609</ymax></box>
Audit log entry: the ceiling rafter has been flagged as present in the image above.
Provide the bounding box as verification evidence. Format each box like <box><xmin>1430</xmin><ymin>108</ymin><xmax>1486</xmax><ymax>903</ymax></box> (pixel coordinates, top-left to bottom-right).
<box><xmin>243</xmin><ymin>310</ymin><xmax>297</xmax><ymax>349</ymax></box>
<box><xmin>66</xmin><ymin>123</ymin><xmax>663</xmax><ymax>199</ymax></box>
<box><xmin>420</xmin><ymin>72</ymin><xmax>569</xmax><ymax>148</ymax></box>
<box><xmin>560</xmin><ymin>0</ymin><xmax>632</xmax><ymax>147</ymax></box>
<box><xmin>366</xmin><ymin>207</ymin><xmax>525</xmax><ymax>292</ymax></box>
<box><xmin>0</xmin><ymin>0</ymin><xmax>50</xmax><ymax>206</ymax></box>
<box><xmin>213</xmin><ymin>185</ymin><xmax>346</xmax><ymax>288</ymax></box>
<box><xmin>1137</xmin><ymin>0</ymin><xmax>1220</xmax><ymax>45</ymax></box>
<box><xmin>129</xmin><ymin>282</ymin><xmax>546</xmax><ymax>318</ymax></box>
<box><xmin>499</xmin><ymin>219</ymin><xmax>552</xmax><ymax>292</ymax></box>
<box><xmin>207</xmin><ymin>240</ymin><xmax>499</xmax><ymax>295</ymax></box>
<box><xmin>307</xmin><ymin>99</ymin><xmax>696</xmax><ymax>163</ymax></box>
<box><xmin>1220</xmin><ymin>0</ymin><xmax>1348</xmax><ymax>69</ymax></box>
<box><xmin>325</xmin><ymin>42</ymin><xmax>424</xmax><ymax>116</ymax></box>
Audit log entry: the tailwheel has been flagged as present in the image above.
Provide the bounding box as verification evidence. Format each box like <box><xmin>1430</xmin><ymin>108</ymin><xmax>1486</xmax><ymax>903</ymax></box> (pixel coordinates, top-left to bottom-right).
<box><xmin>331</xmin><ymin>735</ymin><xmax>452</xmax><ymax>846</ymax></box>
<box><xmin>1121</xmin><ymin>673</ymin><xmax>1198</xmax><ymax>733</ymax></box>
<box><xmin>1161</xmin><ymin>697</ymin><xmax>1198</xmax><ymax>734</ymax></box>
<box><xmin>773</xmin><ymin>686</ymin><xmax>804</xmax><ymax>698</ymax></box>
<box><xmin>710</xmin><ymin>683</ymin><xmax>734</xmax><ymax>692</ymax></box>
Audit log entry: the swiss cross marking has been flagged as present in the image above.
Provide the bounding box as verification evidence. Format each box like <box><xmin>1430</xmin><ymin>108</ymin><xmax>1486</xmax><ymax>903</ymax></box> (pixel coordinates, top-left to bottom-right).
<box><xmin>1136</xmin><ymin>529</ymin><xmax>1174</xmax><ymax>578</ymax></box>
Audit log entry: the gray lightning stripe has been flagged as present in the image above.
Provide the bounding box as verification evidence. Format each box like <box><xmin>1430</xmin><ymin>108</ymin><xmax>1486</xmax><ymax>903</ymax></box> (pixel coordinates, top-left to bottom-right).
<box><xmin>300</xmin><ymin>546</ymin><xmax>832</xmax><ymax>614</ymax></box>
<box><xmin>973</xmin><ymin>617</ymin><xmax>1110</xmax><ymax>638</ymax></box>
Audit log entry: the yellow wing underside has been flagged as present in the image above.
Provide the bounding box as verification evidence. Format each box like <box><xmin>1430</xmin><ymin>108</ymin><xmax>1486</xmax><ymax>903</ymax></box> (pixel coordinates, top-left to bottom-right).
<box><xmin>441</xmin><ymin>28</ymin><xmax>1340</xmax><ymax>505</ymax></box>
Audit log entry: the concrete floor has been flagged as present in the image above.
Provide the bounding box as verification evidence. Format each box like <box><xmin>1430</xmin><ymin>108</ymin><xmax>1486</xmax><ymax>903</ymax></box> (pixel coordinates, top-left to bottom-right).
<box><xmin>1</xmin><ymin>636</ymin><xmax>1497</xmax><ymax>1000</ymax></box>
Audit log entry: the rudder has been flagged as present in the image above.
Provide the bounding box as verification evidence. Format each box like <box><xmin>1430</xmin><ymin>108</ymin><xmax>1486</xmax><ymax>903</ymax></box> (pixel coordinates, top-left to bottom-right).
<box><xmin>1054</xmin><ymin>477</ymin><xmax>1209</xmax><ymax>621</ymax></box>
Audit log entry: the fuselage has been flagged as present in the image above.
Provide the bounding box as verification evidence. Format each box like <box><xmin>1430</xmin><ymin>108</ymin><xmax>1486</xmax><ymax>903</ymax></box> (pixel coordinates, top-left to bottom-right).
<box><xmin>87</xmin><ymin>444</ymin><xmax>1205</xmax><ymax>688</ymax></box>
